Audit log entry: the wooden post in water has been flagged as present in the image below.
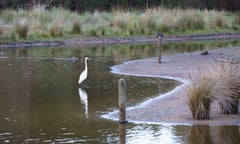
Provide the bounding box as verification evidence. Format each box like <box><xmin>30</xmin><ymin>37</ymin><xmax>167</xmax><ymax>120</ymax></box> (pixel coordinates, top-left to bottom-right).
<box><xmin>119</xmin><ymin>124</ymin><xmax>126</xmax><ymax>144</ymax></box>
<box><xmin>158</xmin><ymin>37</ymin><xmax>163</xmax><ymax>63</ymax></box>
<box><xmin>118</xmin><ymin>78</ymin><xmax>128</xmax><ymax>124</ymax></box>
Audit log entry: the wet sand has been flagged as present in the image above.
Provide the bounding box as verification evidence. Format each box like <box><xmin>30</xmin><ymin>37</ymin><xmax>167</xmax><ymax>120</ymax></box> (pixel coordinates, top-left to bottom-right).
<box><xmin>104</xmin><ymin>47</ymin><xmax>240</xmax><ymax>125</ymax></box>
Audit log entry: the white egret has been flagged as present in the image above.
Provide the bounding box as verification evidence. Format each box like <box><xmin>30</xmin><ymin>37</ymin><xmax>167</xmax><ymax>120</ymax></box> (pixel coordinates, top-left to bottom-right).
<box><xmin>78</xmin><ymin>57</ymin><xmax>89</xmax><ymax>84</ymax></box>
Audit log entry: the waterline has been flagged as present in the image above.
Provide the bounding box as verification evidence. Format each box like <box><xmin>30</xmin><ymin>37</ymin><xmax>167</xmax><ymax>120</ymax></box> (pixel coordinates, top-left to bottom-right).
<box><xmin>101</xmin><ymin>60</ymin><xmax>190</xmax><ymax>125</ymax></box>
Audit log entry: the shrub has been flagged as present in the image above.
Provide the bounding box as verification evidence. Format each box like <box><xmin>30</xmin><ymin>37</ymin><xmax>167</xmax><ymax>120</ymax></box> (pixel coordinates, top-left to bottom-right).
<box><xmin>15</xmin><ymin>18</ymin><xmax>30</xmax><ymax>39</ymax></box>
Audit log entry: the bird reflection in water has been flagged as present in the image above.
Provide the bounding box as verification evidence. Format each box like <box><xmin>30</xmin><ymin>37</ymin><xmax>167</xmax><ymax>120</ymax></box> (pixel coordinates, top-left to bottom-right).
<box><xmin>78</xmin><ymin>88</ymin><xmax>89</xmax><ymax>119</ymax></box>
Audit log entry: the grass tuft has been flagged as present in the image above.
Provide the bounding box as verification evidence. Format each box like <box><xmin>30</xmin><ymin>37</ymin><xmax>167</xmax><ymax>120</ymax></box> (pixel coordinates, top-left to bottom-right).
<box><xmin>15</xmin><ymin>18</ymin><xmax>30</xmax><ymax>39</ymax></box>
<box><xmin>186</xmin><ymin>66</ymin><xmax>215</xmax><ymax>120</ymax></box>
<box><xmin>49</xmin><ymin>19</ymin><xmax>64</xmax><ymax>37</ymax></box>
<box><xmin>0</xmin><ymin>8</ymin><xmax>239</xmax><ymax>41</ymax></box>
<box><xmin>72</xmin><ymin>18</ymin><xmax>82</xmax><ymax>34</ymax></box>
<box><xmin>232</xmin><ymin>13</ymin><xmax>240</xmax><ymax>30</ymax></box>
<box><xmin>176</xmin><ymin>12</ymin><xmax>205</xmax><ymax>31</ymax></box>
<box><xmin>187</xmin><ymin>62</ymin><xmax>240</xmax><ymax>119</ymax></box>
<box><xmin>138</xmin><ymin>13</ymin><xmax>157</xmax><ymax>34</ymax></box>
<box><xmin>215</xmin><ymin>15</ymin><xmax>227</xmax><ymax>28</ymax></box>
<box><xmin>212</xmin><ymin>62</ymin><xmax>240</xmax><ymax>114</ymax></box>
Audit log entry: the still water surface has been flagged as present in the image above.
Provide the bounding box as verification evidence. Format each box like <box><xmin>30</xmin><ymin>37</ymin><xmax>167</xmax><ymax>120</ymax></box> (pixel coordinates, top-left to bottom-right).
<box><xmin>0</xmin><ymin>41</ymin><xmax>240</xmax><ymax>143</ymax></box>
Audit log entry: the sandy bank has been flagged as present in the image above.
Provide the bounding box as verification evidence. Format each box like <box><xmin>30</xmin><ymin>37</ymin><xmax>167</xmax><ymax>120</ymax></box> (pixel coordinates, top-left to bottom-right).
<box><xmin>103</xmin><ymin>47</ymin><xmax>240</xmax><ymax>125</ymax></box>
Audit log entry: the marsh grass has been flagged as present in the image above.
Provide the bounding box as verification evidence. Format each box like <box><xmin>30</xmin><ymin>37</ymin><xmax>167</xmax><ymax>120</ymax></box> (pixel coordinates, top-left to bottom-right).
<box><xmin>176</xmin><ymin>12</ymin><xmax>205</xmax><ymax>31</ymax></box>
<box><xmin>138</xmin><ymin>13</ymin><xmax>158</xmax><ymax>33</ymax></box>
<box><xmin>187</xmin><ymin>62</ymin><xmax>240</xmax><ymax>120</ymax></box>
<box><xmin>0</xmin><ymin>7</ymin><xmax>238</xmax><ymax>41</ymax></box>
<box><xmin>212</xmin><ymin>62</ymin><xmax>240</xmax><ymax>114</ymax></box>
<box><xmin>50</xmin><ymin>19</ymin><xmax>64</xmax><ymax>37</ymax></box>
<box><xmin>232</xmin><ymin>13</ymin><xmax>240</xmax><ymax>30</ymax></box>
<box><xmin>15</xmin><ymin>18</ymin><xmax>30</xmax><ymax>39</ymax></box>
<box><xmin>72</xmin><ymin>18</ymin><xmax>82</xmax><ymax>34</ymax></box>
<box><xmin>215</xmin><ymin>15</ymin><xmax>227</xmax><ymax>28</ymax></box>
<box><xmin>186</xmin><ymin>66</ymin><xmax>215</xmax><ymax>120</ymax></box>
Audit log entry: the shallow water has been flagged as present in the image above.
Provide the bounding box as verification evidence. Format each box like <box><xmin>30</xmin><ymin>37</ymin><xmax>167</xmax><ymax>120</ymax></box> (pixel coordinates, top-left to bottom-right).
<box><xmin>0</xmin><ymin>40</ymin><xmax>240</xmax><ymax>143</ymax></box>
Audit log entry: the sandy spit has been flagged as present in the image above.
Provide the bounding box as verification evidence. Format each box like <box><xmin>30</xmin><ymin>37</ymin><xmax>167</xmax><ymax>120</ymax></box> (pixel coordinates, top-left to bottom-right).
<box><xmin>103</xmin><ymin>47</ymin><xmax>240</xmax><ymax>125</ymax></box>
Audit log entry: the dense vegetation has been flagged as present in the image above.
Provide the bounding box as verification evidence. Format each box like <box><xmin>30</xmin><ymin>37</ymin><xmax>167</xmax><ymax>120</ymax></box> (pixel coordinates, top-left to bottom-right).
<box><xmin>0</xmin><ymin>0</ymin><xmax>240</xmax><ymax>11</ymax></box>
<box><xmin>0</xmin><ymin>1</ymin><xmax>239</xmax><ymax>42</ymax></box>
<box><xmin>0</xmin><ymin>7</ymin><xmax>239</xmax><ymax>42</ymax></box>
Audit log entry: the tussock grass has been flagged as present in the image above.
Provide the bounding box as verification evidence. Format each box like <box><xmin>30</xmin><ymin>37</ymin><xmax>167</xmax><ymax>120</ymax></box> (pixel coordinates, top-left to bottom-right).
<box><xmin>138</xmin><ymin>13</ymin><xmax>158</xmax><ymax>34</ymax></box>
<box><xmin>187</xmin><ymin>62</ymin><xmax>240</xmax><ymax>120</ymax></box>
<box><xmin>215</xmin><ymin>15</ymin><xmax>227</xmax><ymax>28</ymax></box>
<box><xmin>72</xmin><ymin>18</ymin><xmax>82</xmax><ymax>34</ymax></box>
<box><xmin>50</xmin><ymin>19</ymin><xmax>64</xmax><ymax>37</ymax></box>
<box><xmin>0</xmin><ymin>7</ymin><xmax>238</xmax><ymax>41</ymax></box>
<box><xmin>212</xmin><ymin>62</ymin><xmax>240</xmax><ymax>114</ymax></box>
<box><xmin>112</xmin><ymin>15</ymin><xmax>129</xmax><ymax>30</ymax></box>
<box><xmin>176</xmin><ymin>12</ymin><xmax>205</xmax><ymax>31</ymax></box>
<box><xmin>15</xmin><ymin>18</ymin><xmax>30</xmax><ymax>39</ymax></box>
<box><xmin>186</xmin><ymin>65</ymin><xmax>215</xmax><ymax>120</ymax></box>
<box><xmin>233</xmin><ymin>13</ymin><xmax>240</xmax><ymax>30</ymax></box>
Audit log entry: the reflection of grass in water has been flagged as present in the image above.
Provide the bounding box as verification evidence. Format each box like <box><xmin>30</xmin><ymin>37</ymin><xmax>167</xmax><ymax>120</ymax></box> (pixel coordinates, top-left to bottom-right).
<box><xmin>162</xmin><ymin>39</ymin><xmax>240</xmax><ymax>54</ymax></box>
<box><xmin>188</xmin><ymin>126</ymin><xmax>212</xmax><ymax>144</ymax></box>
<box><xmin>216</xmin><ymin>126</ymin><xmax>240</xmax><ymax>144</ymax></box>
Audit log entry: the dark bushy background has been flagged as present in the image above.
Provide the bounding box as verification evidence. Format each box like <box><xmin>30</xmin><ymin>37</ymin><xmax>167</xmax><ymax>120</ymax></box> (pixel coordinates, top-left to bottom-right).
<box><xmin>0</xmin><ymin>0</ymin><xmax>239</xmax><ymax>11</ymax></box>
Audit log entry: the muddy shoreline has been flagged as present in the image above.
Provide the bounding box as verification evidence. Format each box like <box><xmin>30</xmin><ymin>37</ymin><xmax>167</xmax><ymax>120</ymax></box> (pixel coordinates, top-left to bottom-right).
<box><xmin>1</xmin><ymin>32</ymin><xmax>240</xmax><ymax>48</ymax></box>
<box><xmin>103</xmin><ymin>47</ymin><xmax>240</xmax><ymax>125</ymax></box>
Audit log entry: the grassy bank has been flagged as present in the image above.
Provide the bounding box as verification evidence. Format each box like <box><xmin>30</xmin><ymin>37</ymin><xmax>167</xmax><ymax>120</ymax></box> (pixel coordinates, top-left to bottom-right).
<box><xmin>0</xmin><ymin>7</ymin><xmax>240</xmax><ymax>42</ymax></box>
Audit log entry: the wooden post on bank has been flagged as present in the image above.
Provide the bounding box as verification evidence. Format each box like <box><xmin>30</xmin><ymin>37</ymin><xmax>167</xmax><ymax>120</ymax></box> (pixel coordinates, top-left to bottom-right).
<box><xmin>118</xmin><ymin>78</ymin><xmax>128</xmax><ymax>124</ymax></box>
<box><xmin>158</xmin><ymin>37</ymin><xmax>163</xmax><ymax>63</ymax></box>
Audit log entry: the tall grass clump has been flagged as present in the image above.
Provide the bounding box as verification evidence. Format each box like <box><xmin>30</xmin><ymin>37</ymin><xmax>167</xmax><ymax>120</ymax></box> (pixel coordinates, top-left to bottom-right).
<box><xmin>112</xmin><ymin>15</ymin><xmax>129</xmax><ymax>30</ymax></box>
<box><xmin>49</xmin><ymin>19</ymin><xmax>64</xmax><ymax>37</ymax></box>
<box><xmin>186</xmin><ymin>69</ymin><xmax>214</xmax><ymax>120</ymax></box>
<box><xmin>0</xmin><ymin>20</ymin><xmax>4</xmax><ymax>35</ymax></box>
<box><xmin>138</xmin><ymin>13</ymin><xmax>158</xmax><ymax>34</ymax></box>
<box><xmin>72</xmin><ymin>18</ymin><xmax>82</xmax><ymax>34</ymax></box>
<box><xmin>15</xmin><ymin>18</ymin><xmax>30</xmax><ymax>39</ymax></box>
<box><xmin>212</xmin><ymin>62</ymin><xmax>240</xmax><ymax>114</ymax></box>
<box><xmin>232</xmin><ymin>13</ymin><xmax>240</xmax><ymax>30</ymax></box>
<box><xmin>159</xmin><ymin>15</ymin><xmax>175</xmax><ymax>33</ymax></box>
<box><xmin>187</xmin><ymin>61</ymin><xmax>240</xmax><ymax>119</ymax></box>
<box><xmin>207</xmin><ymin>10</ymin><xmax>226</xmax><ymax>29</ymax></box>
<box><xmin>0</xmin><ymin>9</ymin><xmax>15</xmax><ymax>23</ymax></box>
<box><xmin>176</xmin><ymin>11</ymin><xmax>205</xmax><ymax>31</ymax></box>
<box><xmin>214</xmin><ymin>14</ymin><xmax>227</xmax><ymax>28</ymax></box>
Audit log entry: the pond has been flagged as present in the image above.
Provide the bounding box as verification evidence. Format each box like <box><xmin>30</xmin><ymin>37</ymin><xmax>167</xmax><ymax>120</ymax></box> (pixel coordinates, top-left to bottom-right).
<box><xmin>0</xmin><ymin>40</ymin><xmax>240</xmax><ymax>143</ymax></box>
